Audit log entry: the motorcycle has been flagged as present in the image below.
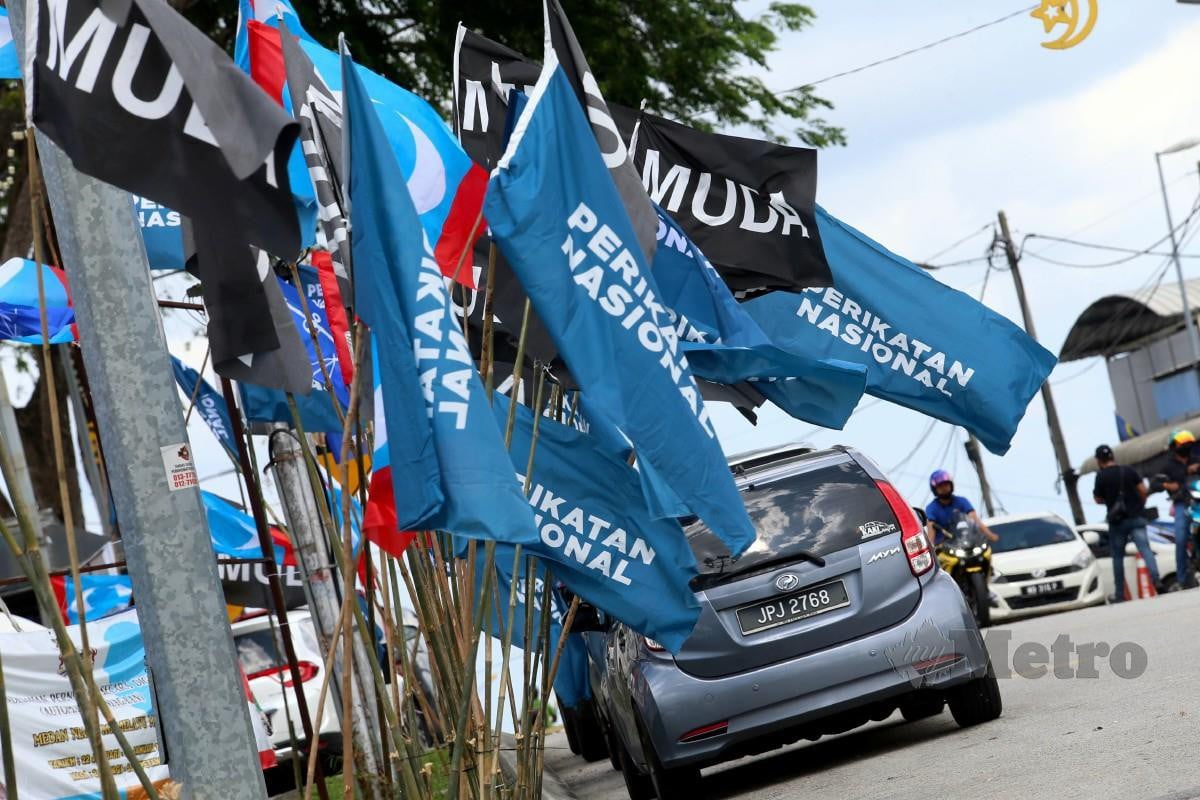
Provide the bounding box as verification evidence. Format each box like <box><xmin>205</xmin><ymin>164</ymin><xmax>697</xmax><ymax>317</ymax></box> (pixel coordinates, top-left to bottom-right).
<box><xmin>934</xmin><ymin>511</ymin><xmax>994</xmax><ymax>627</ymax></box>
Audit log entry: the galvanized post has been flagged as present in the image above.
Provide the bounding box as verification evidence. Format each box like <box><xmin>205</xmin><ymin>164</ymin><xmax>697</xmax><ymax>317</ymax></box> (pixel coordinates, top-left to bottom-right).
<box><xmin>10</xmin><ymin>6</ymin><xmax>270</xmax><ymax>797</ymax></box>
<box><xmin>267</xmin><ymin>426</ymin><xmax>383</xmax><ymax>781</ymax></box>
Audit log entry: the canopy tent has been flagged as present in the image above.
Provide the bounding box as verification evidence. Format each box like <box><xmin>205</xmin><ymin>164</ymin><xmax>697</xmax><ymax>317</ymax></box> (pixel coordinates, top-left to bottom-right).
<box><xmin>1060</xmin><ymin>277</ymin><xmax>1200</xmax><ymax>362</ymax></box>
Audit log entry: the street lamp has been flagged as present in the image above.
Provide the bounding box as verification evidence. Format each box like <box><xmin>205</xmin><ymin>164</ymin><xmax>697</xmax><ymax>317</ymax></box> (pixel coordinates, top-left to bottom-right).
<box><xmin>1155</xmin><ymin>138</ymin><xmax>1200</xmax><ymax>365</ymax></box>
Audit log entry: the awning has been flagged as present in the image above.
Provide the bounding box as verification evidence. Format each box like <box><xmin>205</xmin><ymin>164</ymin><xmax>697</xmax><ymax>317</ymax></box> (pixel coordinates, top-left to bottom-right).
<box><xmin>1077</xmin><ymin>412</ymin><xmax>1200</xmax><ymax>477</ymax></box>
<box><xmin>1059</xmin><ymin>277</ymin><xmax>1200</xmax><ymax>362</ymax></box>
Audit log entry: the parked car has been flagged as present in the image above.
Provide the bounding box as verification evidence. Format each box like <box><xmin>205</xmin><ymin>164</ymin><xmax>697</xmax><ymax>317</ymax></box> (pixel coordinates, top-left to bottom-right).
<box><xmin>594</xmin><ymin>446</ymin><xmax>1000</xmax><ymax>800</ymax></box>
<box><xmin>1076</xmin><ymin>522</ymin><xmax>1179</xmax><ymax>597</ymax></box>
<box><xmin>985</xmin><ymin>513</ymin><xmax>1104</xmax><ymax>621</ymax></box>
<box><xmin>232</xmin><ymin>605</ymin><xmax>436</xmax><ymax>763</ymax></box>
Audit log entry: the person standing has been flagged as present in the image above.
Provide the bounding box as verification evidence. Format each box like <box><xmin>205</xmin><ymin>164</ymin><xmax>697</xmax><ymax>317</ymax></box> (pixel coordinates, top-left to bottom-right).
<box><xmin>1157</xmin><ymin>430</ymin><xmax>1198</xmax><ymax>589</ymax></box>
<box><xmin>1092</xmin><ymin>444</ymin><xmax>1162</xmax><ymax>599</ymax></box>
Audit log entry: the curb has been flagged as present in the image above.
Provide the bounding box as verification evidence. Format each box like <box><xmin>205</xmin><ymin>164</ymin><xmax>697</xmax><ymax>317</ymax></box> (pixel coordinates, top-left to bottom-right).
<box><xmin>497</xmin><ymin>733</ymin><xmax>580</xmax><ymax>800</ymax></box>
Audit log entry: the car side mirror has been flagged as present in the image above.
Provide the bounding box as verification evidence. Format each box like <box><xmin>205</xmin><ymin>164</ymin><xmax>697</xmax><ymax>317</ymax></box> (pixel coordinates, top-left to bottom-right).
<box><xmin>1081</xmin><ymin>530</ymin><xmax>1100</xmax><ymax>547</ymax></box>
<box><xmin>912</xmin><ymin>507</ymin><xmax>927</xmax><ymax>525</ymax></box>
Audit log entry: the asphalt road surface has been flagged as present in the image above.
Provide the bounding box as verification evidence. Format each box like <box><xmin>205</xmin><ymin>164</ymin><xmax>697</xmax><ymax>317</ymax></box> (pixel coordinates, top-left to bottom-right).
<box><xmin>546</xmin><ymin>590</ymin><xmax>1200</xmax><ymax>800</ymax></box>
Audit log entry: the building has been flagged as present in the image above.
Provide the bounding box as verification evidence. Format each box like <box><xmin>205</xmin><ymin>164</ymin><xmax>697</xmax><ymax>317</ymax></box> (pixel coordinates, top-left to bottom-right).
<box><xmin>1061</xmin><ymin>277</ymin><xmax>1200</xmax><ymax>478</ymax></box>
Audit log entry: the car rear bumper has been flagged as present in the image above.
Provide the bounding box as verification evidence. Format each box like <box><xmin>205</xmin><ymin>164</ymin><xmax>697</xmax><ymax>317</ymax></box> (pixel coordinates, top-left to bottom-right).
<box><xmin>990</xmin><ymin>561</ymin><xmax>1104</xmax><ymax>620</ymax></box>
<box><xmin>633</xmin><ymin>571</ymin><xmax>988</xmax><ymax>769</ymax></box>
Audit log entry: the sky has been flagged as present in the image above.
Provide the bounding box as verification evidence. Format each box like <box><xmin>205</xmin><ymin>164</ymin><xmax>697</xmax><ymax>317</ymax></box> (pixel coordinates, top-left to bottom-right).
<box><xmin>704</xmin><ymin>0</ymin><xmax>1200</xmax><ymax>524</ymax></box>
<box><xmin>5</xmin><ymin>1</ymin><xmax>1200</xmax><ymax>536</ymax></box>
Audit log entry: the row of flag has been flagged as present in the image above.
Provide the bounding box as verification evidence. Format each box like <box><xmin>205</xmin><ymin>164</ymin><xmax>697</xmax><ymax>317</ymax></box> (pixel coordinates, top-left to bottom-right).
<box><xmin>17</xmin><ymin>0</ymin><xmax>1056</xmax><ymax>663</ymax></box>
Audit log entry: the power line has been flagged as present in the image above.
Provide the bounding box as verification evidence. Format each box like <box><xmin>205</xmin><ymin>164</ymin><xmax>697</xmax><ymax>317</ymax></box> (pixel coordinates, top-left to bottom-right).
<box><xmin>1023</xmin><ymin>233</ymin><xmax>1200</xmax><ymax>258</ymax></box>
<box><xmin>1050</xmin><ymin>360</ymin><xmax>1100</xmax><ymax>386</ymax></box>
<box><xmin>778</xmin><ymin>5</ymin><xmax>1037</xmax><ymax>92</ymax></box>
<box><xmin>922</xmin><ymin>223</ymin><xmax>993</xmax><ymax>264</ymax></box>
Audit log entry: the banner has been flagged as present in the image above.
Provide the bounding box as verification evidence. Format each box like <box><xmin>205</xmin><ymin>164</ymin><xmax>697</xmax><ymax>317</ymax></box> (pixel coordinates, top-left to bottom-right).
<box><xmin>133</xmin><ymin>196</ymin><xmax>185</xmax><ymax>270</ymax></box>
<box><xmin>0</xmin><ymin>609</ymin><xmax>170</xmax><ymax>799</ymax></box>
<box><xmin>621</xmin><ymin>107</ymin><xmax>832</xmax><ymax>297</ymax></box>
<box><xmin>29</xmin><ymin>0</ymin><xmax>301</xmax><ymax>258</ymax></box>
<box><xmin>170</xmin><ymin>357</ymin><xmax>236</xmax><ymax>454</ymax></box>
<box><xmin>486</xmin><ymin>61</ymin><xmax>755</xmax><ymax>555</ymax></box>
<box><xmin>746</xmin><ymin>207</ymin><xmax>1058</xmax><ymax>454</ymax></box>
<box><xmin>493</xmin><ymin>396</ymin><xmax>700</xmax><ymax>652</ymax></box>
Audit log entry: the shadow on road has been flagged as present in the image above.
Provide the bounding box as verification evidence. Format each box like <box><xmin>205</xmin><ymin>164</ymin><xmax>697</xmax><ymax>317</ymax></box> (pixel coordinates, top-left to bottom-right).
<box><xmin>700</xmin><ymin>714</ymin><xmax>965</xmax><ymax>798</ymax></box>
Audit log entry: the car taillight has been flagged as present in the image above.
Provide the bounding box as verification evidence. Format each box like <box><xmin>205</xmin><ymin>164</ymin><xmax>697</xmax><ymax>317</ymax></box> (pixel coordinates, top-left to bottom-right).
<box><xmin>875</xmin><ymin>479</ymin><xmax>932</xmax><ymax>577</ymax></box>
<box><xmin>679</xmin><ymin>720</ymin><xmax>728</xmax><ymax>743</ymax></box>
<box><xmin>248</xmin><ymin>661</ymin><xmax>319</xmax><ymax>687</ymax></box>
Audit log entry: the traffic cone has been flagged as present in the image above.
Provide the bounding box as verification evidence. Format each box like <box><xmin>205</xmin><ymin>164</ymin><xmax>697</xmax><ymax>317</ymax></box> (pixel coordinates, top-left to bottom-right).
<box><xmin>1136</xmin><ymin>554</ymin><xmax>1157</xmax><ymax>599</ymax></box>
<box><xmin>1123</xmin><ymin>580</ymin><xmax>1132</xmax><ymax>601</ymax></box>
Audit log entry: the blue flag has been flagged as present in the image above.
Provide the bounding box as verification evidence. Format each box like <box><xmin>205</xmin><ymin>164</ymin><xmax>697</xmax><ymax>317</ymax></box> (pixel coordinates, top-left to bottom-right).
<box><xmin>54</xmin><ymin>574</ymin><xmax>134</xmax><ymax>624</ymax></box>
<box><xmin>237</xmin><ymin>382</ymin><xmax>342</xmax><ymax>438</ymax></box>
<box><xmin>133</xmin><ymin>196</ymin><xmax>186</xmax><ymax>270</ymax></box>
<box><xmin>0</xmin><ymin>8</ymin><xmax>19</xmax><ymax>80</ymax></box>
<box><xmin>342</xmin><ymin>47</ymin><xmax>536</xmax><ymax>545</ymax></box>
<box><xmin>277</xmin><ymin>266</ymin><xmax>350</xmax><ymax>408</ymax></box>
<box><xmin>478</xmin><ymin>544</ymin><xmax>589</xmax><ymax>706</ymax></box>
<box><xmin>0</xmin><ymin>258</ymin><xmax>74</xmax><ymax>344</ymax></box>
<box><xmin>494</xmin><ymin>396</ymin><xmax>700</xmax><ymax>653</ymax></box>
<box><xmin>746</xmin><ymin>207</ymin><xmax>1057</xmax><ymax>455</ymax></box>
<box><xmin>650</xmin><ymin>208</ymin><xmax>867</xmax><ymax>429</ymax></box>
<box><xmin>486</xmin><ymin>61</ymin><xmax>755</xmax><ymax>556</ymax></box>
<box><xmin>170</xmin><ymin>357</ymin><xmax>237</xmax><ymax>454</ymax></box>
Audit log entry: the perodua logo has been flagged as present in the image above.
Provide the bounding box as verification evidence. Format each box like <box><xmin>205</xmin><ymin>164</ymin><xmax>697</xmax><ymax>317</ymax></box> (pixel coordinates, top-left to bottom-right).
<box><xmin>775</xmin><ymin>573</ymin><xmax>799</xmax><ymax>591</ymax></box>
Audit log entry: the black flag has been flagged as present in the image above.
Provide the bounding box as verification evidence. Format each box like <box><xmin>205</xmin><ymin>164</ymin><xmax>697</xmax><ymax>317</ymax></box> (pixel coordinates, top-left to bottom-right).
<box><xmin>28</xmin><ymin>0</ymin><xmax>301</xmax><ymax>258</ymax></box>
<box><xmin>619</xmin><ymin>108</ymin><xmax>834</xmax><ymax>297</ymax></box>
<box><xmin>544</xmin><ymin>0</ymin><xmax>657</xmax><ymax>264</ymax></box>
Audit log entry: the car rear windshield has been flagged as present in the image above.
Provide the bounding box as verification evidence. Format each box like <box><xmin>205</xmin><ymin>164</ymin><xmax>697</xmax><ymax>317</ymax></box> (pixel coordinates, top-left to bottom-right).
<box><xmin>235</xmin><ymin>627</ymin><xmax>285</xmax><ymax>676</ymax></box>
<box><xmin>687</xmin><ymin>457</ymin><xmax>897</xmax><ymax>586</ymax></box>
<box><xmin>989</xmin><ymin>517</ymin><xmax>1077</xmax><ymax>553</ymax></box>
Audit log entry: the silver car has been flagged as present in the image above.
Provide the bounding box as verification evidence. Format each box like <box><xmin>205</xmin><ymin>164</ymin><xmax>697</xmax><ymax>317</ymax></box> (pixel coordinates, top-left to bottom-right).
<box><xmin>597</xmin><ymin>445</ymin><xmax>1001</xmax><ymax>799</ymax></box>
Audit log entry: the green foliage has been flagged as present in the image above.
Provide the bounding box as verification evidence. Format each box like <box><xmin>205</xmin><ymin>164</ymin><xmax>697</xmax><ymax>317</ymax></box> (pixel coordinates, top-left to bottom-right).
<box><xmin>182</xmin><ymin>0</ymin><xmax>843</xmax><ymax>145</ymax></box>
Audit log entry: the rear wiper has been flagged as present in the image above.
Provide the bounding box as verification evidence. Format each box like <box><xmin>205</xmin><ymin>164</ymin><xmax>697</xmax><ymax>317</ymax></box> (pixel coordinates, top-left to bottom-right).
<box><xmin>691</xmin><ymin>550</ymin><xmax>826</xmax><ymax>590</ymax></box>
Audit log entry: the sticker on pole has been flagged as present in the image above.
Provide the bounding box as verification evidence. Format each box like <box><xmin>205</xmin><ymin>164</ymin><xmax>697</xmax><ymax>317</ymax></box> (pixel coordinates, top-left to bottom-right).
<box><xmin>160</xmin><ymin>443</ymin><xmax>198</xmax><ymax>491</ymax></box>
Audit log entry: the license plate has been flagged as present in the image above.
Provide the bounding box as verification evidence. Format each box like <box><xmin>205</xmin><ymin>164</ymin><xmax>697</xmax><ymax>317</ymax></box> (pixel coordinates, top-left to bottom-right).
<box><xmin>1021</xmin><ymin>580</ymin><xmax>1064</xmax><ymax>596</ymax></box>
<box><xmin>737</xmin><ymin>580</ymin><xmax>849</xmax><ymax>635</ymax></box>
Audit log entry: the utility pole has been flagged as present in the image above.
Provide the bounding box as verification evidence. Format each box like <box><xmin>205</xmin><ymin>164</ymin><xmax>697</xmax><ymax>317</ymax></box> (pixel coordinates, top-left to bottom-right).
<box><xmin>10</xmin><ymin>7</ymin><xmax>270</xmax><ymax>798</ymax></box>
<box><xmin>268</xmin><ymin>426</ymin><xmax>382</xmax><ymax>784</ymax></box>
<box><xmin>997</xmin><ymin>211</ymin><xmax>1086</xmax><ymax>525</ymax></box>
<box><xmin>963</xmin><ymin>432</ymin><xmax>996</xmax><ymax>517</ymax></box>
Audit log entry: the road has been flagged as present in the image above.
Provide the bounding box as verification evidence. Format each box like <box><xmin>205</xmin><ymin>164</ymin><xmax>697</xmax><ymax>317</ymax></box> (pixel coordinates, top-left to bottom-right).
<box><xmin>546</xmin><ymin>590</ymin><xmax>1200</xmax><ymax>800</ymax></box>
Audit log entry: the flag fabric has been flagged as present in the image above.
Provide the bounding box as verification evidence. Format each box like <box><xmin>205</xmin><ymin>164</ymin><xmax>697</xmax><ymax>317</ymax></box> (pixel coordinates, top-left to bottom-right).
<box><xmin>170</xmin><ymin>356</ymin><xmax>237</xmax><ymax>454</ymax></box>
<box><xmin>1116</xmin><ymin>413</ymin><xmax>1140</xmax><ymax>442</ymax></box>
<box><xmin>746</xmin><ymin>206</ymin><xmax>1058</xmax><ymax>455</ymax></box>
<box><xmin>133</xmin><ymin>195</ymin><xmax>186</xmax><ymax>270</ymax></box>
<box><xmin>476</xmin><ymin>544</ymin><xmax>589</xmax><ymax>706</ymax></box>
<box><xmin>343</xmin><ymin>45</ymin><xmax>536</xmax><ymax>553</ymax></box>
<box><xmin>312</xmin><ymin>250</ymin><xmax>355</xmax><ymax>385</ymax></box>
<box><xmin>28</xmin><ymin>0</ymin><xmax>301</xmax><ymax>258</ymax></box>
<box><xmin>277</xmin><ymin>264</ymin><xmax>350</xmax><ymax>407</ymax></box>
<box><xmin>242</xmin><ymin>14</ymin><xmax>487</xmax><ymax>285</ymax></box>
<box><xmin>186</xmin><ymin>226</ymin><xmax>313</xmax><ymax>395</ymax></box>
<box><xmin>486</xmin><ymin>60</ymin><xmax>755</xmax><ymax>556</ymax></box>
<box><xmin>650</xmin><ymin>207</ymin><xmax>867</xmax><ymax>429</ymax></box>
<box><xmin>202</xmin><ymin>491</ymin><xmax>297</xmax><ymax>565</ymax></box>
<box><xmin>620</xmin><ymin>107</ymin><xmax>832</xmax><ymax>297</ymax></box>
<box><xmin>0</xmin><ymin>7</ymin><xmax>20</xmax><ymax>80</ymax></box>
<box><xmin>0</xmin><ymin>257</ymin><xmax>74</xmax><ymax>344</ymax></box>
<box><xmin>494</xmin><ymin>395</ymin><xmax>701</xmax><ymax>652</ymax></box>
<box><xmin>544</xmin><ymin>0</ymin><xmax>657</xmax><ymax>264</ymax></box>
<box><xmin>51</xmin><ymin>573</ymin><xmax>133</xmax><ymax>624</ymax></box>
<box><xmin>277</xmin><ymin>27</ymin><xmax>351</xmax><ymax>282</ymax></box>
<box><xmin>237</xmin><ymin>381</ymin><xmax>342</xmax><ymax>438</ymax></box>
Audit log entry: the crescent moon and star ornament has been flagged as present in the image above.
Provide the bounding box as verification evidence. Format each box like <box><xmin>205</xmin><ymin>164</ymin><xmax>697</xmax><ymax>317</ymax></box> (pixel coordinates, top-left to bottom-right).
<box><xmin>1031</xmin><ymin>0</ymin><xmax>1098</xmax><ymax>50</ymax></box>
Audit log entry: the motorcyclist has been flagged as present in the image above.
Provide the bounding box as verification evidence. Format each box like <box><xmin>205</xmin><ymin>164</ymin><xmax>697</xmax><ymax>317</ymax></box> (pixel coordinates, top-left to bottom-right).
<box><xmin>1156</xmin><ymin>429</ymin><xmax>1198</xmax><ymax>589</ymax></box>
<box><xmin>925</xmin><ymin>469</ymin><xmax>998</xmax><ymax>547</ymax></box>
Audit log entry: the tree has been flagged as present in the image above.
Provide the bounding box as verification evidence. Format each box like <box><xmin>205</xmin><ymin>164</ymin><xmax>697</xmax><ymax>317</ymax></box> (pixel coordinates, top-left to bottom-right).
<box><xmin>179</xmin><ymin>0</ymin><xmax>844</xmax><ymax>146</ymax></box>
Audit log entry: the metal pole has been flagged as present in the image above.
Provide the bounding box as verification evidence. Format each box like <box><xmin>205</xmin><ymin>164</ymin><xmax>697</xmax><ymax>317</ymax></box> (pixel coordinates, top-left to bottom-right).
<box><xmin>997</xmin><ymin>211</ymin><xmax>1086</xmax><ymax>525</ymax></box>
<box><xmin>1156</xmin><ymin>152</ymin><xmax>1200</xmax><ymax>365</ymax></box>
<box><xmin>267</xmin><ymin>426</ymin><xmax>382</xmax><ymax>781</ymax></box>
<box><xmin>10</xmin><ymin>7</ymin><xmax>270</xmax><ymax>797</ymax></box>
<box><xmin>61</xmin><ymin>345</ymin><xmax>117</xmax><ymax>540</ymax></box>
<box><xmin>220</xmin><ymin>379</ymin><xmax>330</xmax><ymax>800</ymax></box>
<box><xmin>964</xmin><ymin>432</ymin><xmax>996</xmax><ymax>517</ymax></box>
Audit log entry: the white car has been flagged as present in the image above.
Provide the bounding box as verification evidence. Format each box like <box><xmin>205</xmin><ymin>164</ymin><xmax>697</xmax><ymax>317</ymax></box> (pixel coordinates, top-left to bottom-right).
<box><xmin>1076</xmin><ymin>522</ymin><xmax>1178</xmax><ymax>598</ymax></box>
<box><xmin>232</xmin><ymin>608</ymin><xmax>341</xmax><ymax>762</ymax></box>
<box><xmin>984</xmin><ymin>512</ymin><xmax>1105</xmax><ymax>621</ymax></box>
